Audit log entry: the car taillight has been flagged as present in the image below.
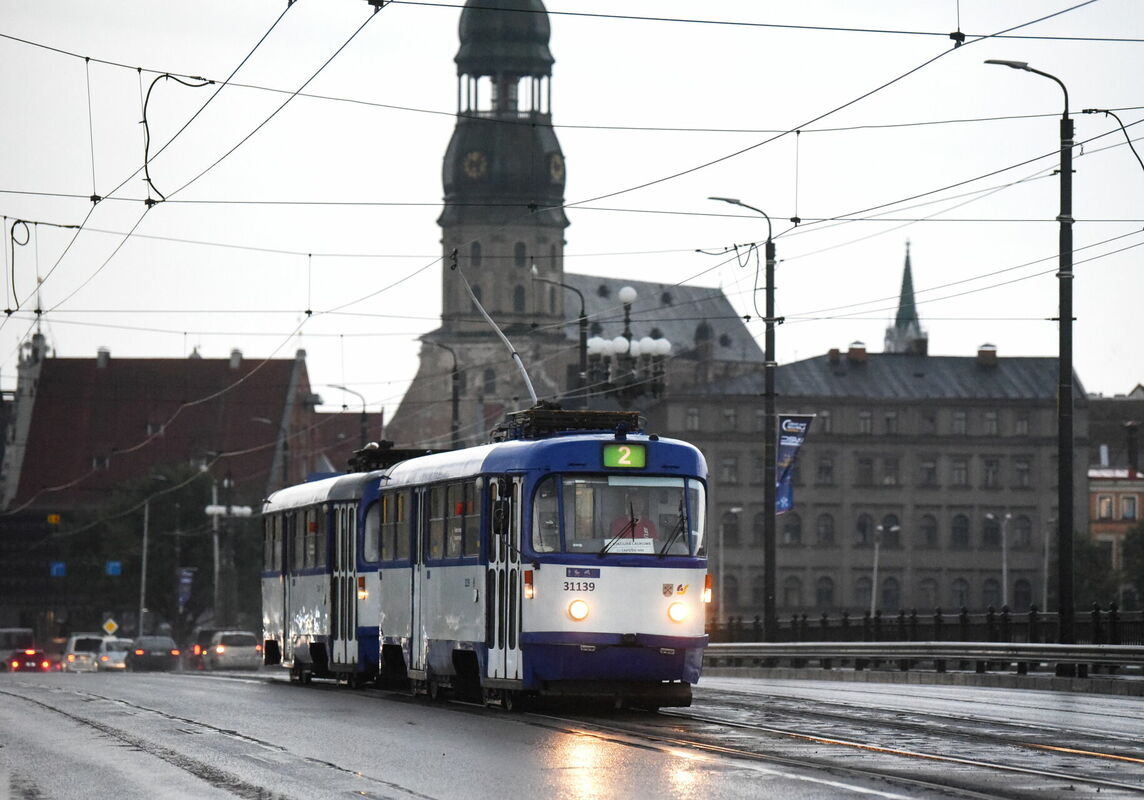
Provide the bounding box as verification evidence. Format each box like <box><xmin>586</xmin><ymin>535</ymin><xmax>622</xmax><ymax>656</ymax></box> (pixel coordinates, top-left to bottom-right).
<box><xmin>134</xmin><ymin>649</ymin><xmax>145</xmax><ymax>655</ymax></box>
<box><xmin>9</xmin><ymin>661</ymin><xmax>17</xmax><ymax>670</ymax></box>
<box><xmin>40</xmin><ymin>660</ymin><xmax>50</xmax><ymax>670</ymax></box>
<box><xmin>23</xmin><ymin>649</ymin><xmax>36</xmax><ymax>655</ymax></box>
<box><xmin>215</xmin><ymin>645</ymin><xmax>226</xmax><ymax>654</ymax></box>
<box><xmin>100</xmin><ymin>655</ymin><xmax>109</xmax><ymax>662</ymax></box>
<box><xmin>67</xmin><ymin>654</ymin><xmax>76</xmax><ymax>662</ymax></box>
<box><xmin>255</xmin><ymin>644</ymin><xmax>262</xmax><ymax>653</ymax></box>
<box><xmin>171</xmin><ymin>649</ymin><xmax>180</xmax><ymax>656</ymax></box>
<box><xmin>193</xmin><ymin>645</ymin><xmax>202</xmax><ymax>656</ymax></box>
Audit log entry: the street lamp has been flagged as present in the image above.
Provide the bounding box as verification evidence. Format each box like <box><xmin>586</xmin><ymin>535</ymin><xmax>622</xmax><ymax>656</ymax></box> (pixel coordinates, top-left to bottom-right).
<box><xmin>432</xmin><ymin>342</ymin><xmax>462</xmax><ymax>449</ymax></box>
<box><xmin>719</xmin><ymin>506</ymin><xmax>742</xmax><ymax>626</ymax></box>
<box><xmin>531</xmin><ymin>265</ymin><xmax>588</xmax><ymax>408</ymax></box>
<box><xmin>985</xmin><ymin>59</ymin><xmax>1075</xmax><ymax>644</ymax></box>
<box><xmin>329</xmin><ymin>384</ymin><xmax>368</xmax><ymax>449</ymax></box>
<box><xmin>986</xmin><ymin>512</ymin><xmax>1013</xmax><ymax>607</ymax></box>
<box><xmin>871</xmin><ymin>523</ymin><xmax>900</xmax><ymax>617</ymax></box>
<box><xmin>709</xmin><ymin>196</ymin><xmax>778</xmax><ymax>641</ymax></box>
<box><xmin>585</xmin><ymin>288</ymin><xmax>672</xmax><ymax>408</ymax></box>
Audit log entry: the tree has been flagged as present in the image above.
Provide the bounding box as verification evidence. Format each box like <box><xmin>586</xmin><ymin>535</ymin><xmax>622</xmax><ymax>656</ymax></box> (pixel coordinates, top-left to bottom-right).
<box><xmin>1123</xmin><ymin>522</ymin><xmax>1144</xmax><ymax>611</ymax></box>
<box><xmin>1070</xmin><ymin>531</ymin><xmax>1120</xmax><ymax>610</ymax></box>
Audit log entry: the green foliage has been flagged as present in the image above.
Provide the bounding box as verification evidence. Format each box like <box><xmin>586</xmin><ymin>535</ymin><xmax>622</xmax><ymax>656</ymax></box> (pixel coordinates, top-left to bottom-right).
<box><xmin>1123</xmin><ymin>522</ymin><xmax>1144</xmax><ymax>609</ymax></box>
<box><xmin>1070</xmin><ymin>531</ymin><xmax>1120</xmax><ymax>610</ymax></box>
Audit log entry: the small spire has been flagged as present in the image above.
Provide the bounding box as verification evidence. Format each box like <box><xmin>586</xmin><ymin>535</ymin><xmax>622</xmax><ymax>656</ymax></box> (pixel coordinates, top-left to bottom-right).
<box><xmin>884</xmin><ymin>241</ymin><xmax>927</xmax><ymax>354</ymax></box>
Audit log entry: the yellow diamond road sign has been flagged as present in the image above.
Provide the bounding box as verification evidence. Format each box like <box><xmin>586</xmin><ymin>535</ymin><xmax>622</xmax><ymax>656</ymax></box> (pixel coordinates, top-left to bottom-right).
<box><xmin>102</xmin><ymin>619</ymin><xmax>118</xmax><ymax>636</ymax></box>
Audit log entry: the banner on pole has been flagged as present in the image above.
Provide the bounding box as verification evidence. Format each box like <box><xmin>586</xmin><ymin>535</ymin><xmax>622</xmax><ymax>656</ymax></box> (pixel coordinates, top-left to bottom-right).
<box><xmin>776</xmin><ymin>414</ymin><xmax>815</xmax><ymax>514</ymax></box>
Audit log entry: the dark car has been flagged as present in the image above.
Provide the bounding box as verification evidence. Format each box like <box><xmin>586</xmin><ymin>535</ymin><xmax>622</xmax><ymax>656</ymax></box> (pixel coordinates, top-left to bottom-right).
<box><xmin>125</xmin><ymin>636</ymin><xmax>180</xmax><ymax>672</ymax></box>
<box><xmin>186</xmin><ymin>628</ymin><xmax>223</xmax><ymax>670</ymax></box>
<box><xmin>8</xmin><ymin>649</ymin><xmax>52</xmax><ymax>672</ymax></box>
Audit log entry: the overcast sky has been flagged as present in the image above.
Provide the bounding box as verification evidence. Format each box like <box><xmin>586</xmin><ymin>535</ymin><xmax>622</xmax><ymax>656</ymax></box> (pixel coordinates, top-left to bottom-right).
<box><xmin>2</xmin><ymin>0</ymin><xmax>1141</xmax><ymax>427</ymax></box>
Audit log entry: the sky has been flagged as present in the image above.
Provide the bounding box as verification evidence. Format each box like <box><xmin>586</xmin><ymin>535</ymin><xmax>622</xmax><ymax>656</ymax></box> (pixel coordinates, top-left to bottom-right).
<box><xmin>1</xmin><ymin>0</ymin><xmax>1142</xmax><ymax>428</ymax></box>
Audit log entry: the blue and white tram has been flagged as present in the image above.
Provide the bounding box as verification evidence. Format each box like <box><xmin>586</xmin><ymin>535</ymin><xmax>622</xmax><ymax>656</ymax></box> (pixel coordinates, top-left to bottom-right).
<box><xmin>261</xmin><ymin>411</ymin><xmax>710</xmax><ymax>708</ymax></box>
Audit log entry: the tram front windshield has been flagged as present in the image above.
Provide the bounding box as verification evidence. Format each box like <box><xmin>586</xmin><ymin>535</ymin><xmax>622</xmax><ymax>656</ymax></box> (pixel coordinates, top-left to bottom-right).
<box><xmin>532</xmin><ymin>475</ymin><xmax>705</xmax><ymax>557</ymax></box>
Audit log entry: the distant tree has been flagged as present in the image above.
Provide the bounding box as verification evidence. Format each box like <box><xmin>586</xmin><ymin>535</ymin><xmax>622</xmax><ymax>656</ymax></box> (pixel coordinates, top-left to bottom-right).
<box><xmin>1071</xmin><ymin>532</ymin><xmax>1120</xmax><ymax>610</ymax></box>
<box><xmin>1123</xmin><ymin>522</ymin><xmax>1144</xmax><ymax>610</ymax></box>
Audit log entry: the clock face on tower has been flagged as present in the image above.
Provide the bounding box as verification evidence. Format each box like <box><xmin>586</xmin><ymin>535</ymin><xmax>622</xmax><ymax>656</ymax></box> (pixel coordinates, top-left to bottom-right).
<box><xmin>463</xmin><ymin>150</ymin><xmax>488</xmax><ymax>179</ymax></box>
<box><xmin>548</xmin><ymin>152</ymin><xmax>565</xmax><ymax>183</ymax></box>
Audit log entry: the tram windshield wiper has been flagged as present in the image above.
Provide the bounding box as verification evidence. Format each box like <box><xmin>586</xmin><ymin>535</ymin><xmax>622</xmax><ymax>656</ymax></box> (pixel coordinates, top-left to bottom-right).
<box><xmin>658</xmin><ymin>498</ymin><xmax>688</xmax><ymax>557</ymax></box>
<box><xmin>599</xmin><ymin>501</ymin><xmax>637</xmax><ymax>557</ymax></box>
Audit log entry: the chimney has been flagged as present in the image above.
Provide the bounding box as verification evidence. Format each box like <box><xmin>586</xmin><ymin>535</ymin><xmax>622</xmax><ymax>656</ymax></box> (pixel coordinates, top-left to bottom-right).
<box><xmin>229</xmin><ymin>348</ymin><xmax>243</xmax><ymax>370</ymax></box>
<box><xmin>977</xmin><ymin>343</ymin><xmax>998</xmax><ymax>366</ymax></box>
<box><xmin>847</xmin><ymin>341</ymin><xmax>867</xmax><ymax>363</ymax></box>
<box><xmin>96</xmin><ymin>347</ymin><xmax>110</xmax><ymax>368</ymax></box>
<box><xmin>828</xmin><ymin>348</ymin><xmax>841</xmax><ymax>364</ymax></box>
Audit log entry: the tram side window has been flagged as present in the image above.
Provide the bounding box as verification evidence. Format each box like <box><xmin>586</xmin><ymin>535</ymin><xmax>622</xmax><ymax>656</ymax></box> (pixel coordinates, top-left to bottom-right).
<box><xmin>263</xmin><ymin>517</ymin><xmax>274</xmax><ymax>570</ymax></box>
<box><xmin>380</xmin><ymin>494</ymin><xmax>394</xmax><ymax>561</ymax></box>
<box><xmin>447</xmin><ymin>483</ymin><xmax>465</xmax><ymax>558</ymax></box>
<box><xmin>303</xmin><ymin>508</ymin><xmax>326</xmax><ymax>569</ymax></box>
<box><xmin>428</xmin><ymin>487</ymin><xmax>446</xmax><ymax>560</ymax></box>
<box><xmin>291</xmin><ymin>513</ymin><xmax>305</xmax><ymax>570</ymax></box>
<box><xmin>363</xmin><ymin>502</ymin><xmax>380</xmax><ymax>563</ymax></box>
<box><xmin>463</xmin><ymin>480</ymin><xmax>482</xmax><ymax>557</ymax></box>
<box><xmin>394</xmin><ymin>492</ymin><xmax>409</xmax><ymax>560</ymax></box>
<box><xmin>533</xmin><ymin>477</ymin><xmax>559</xmax><ymax>553</ymax></box>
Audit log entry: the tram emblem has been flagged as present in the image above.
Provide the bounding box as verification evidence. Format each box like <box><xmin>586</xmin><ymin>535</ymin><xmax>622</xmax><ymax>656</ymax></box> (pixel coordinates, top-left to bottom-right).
<box><xmin>663</xmin><ymin>583</ymin><xmax>674</xmax><ymax>597</ymax></box>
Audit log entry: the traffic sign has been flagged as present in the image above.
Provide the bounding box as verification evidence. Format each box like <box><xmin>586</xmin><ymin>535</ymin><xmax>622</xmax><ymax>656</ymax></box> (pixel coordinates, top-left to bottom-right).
<box><xmin>102</xmin><ymin>619</ymin><xmax>119</xmax><ymax>636</ymax></box>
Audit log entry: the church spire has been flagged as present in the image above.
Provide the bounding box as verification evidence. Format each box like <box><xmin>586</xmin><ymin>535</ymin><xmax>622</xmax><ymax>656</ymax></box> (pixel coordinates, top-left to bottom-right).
<box><xmin>884</xmin><ymin>240</ymin><xmax>928</xmax><ymax>354</ymax></box>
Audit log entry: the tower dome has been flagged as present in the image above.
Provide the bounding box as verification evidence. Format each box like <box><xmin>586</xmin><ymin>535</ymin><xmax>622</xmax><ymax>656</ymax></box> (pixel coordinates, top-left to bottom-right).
<box><xmin>457</xmin><ymin>0</ymin><xmax>553</xmax><ymax>76</ymax></box>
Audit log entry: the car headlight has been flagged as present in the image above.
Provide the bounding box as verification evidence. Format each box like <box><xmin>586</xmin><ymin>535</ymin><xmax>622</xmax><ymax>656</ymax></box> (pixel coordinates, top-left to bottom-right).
<box><xmin>567</xmin><ymin>599</ymin><xmax>590</xmax><ymax>621</ymax></box>
<box><xmin>667</xmin><ymin>602</ymin><xmax>688</xmax><ymax>623</ymax></box>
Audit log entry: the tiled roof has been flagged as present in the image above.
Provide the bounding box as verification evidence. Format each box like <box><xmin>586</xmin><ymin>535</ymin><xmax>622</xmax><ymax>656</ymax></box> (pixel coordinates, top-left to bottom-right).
<box><xmin>562</xmin><ymin>273</ymin><xmax>764</xmax><ymax>364</ymax></box>
<box><xmin>9</xmin><ymin>354</ymin><xmax>306</xmax><ymax>510</ymax></box>
<box><xmin>685</xmin><ymin>350</ymin><xmax>1085</xmax><ymax>402</ymax></box>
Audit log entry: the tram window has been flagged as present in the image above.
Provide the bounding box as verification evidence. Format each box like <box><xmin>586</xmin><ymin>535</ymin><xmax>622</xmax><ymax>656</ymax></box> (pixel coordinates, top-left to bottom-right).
<box><xmin>395</xmin><ymin>493</ymin><xmax>409</xmax><ymax>561</ymax></box>
<box><xmin>447</xmin><ymin>483</ymin><xmax>465</xmax><ymax>558</ymax></box>
<box><xmin>291</xmin><ymin>513</ymin><xmax>304</xmax><ymax>570</ymax></box>
<box><xmin>304</xmin><ymin>510</ymin><xmax>317</xmax><ymax>567</ymax></box>
<box><xmin>314</xmin><ymin>509</ymin><xmax>327</xmax><ymax>568</ymax></box>
<box><xmin>533</xmin><ymin>477</ymin><xmax>559</xmax><ymax>552</ymax></box>
<box><xmin>428</xmin><ymin>487</ymin><xmax>446</xmax><ymax>560</ymax></box>
<box><xmin>380</xmin><ymin>495</ymin><xmax>394</xmax><ymax>561</ymax></box>
<box><xmin>263</xmin><ymin>518</ymin><xmax>274</xmax><ymax>570</ymax></box>
<box><xmin>363</xmin><ymin>502</ymin><xmax>380</xmax><ymax>562</ymax></box>
<box><xmin>463</xmin><ymin>480</ymin><xmax>482</xmax><ymax>557</ymax></box>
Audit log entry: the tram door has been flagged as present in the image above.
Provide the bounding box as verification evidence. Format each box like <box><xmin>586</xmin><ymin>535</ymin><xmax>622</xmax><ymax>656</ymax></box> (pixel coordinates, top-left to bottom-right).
<box><xmin>410</xmin><ymin>489</ymin><xmax>427</xmax><ymax>675</ymax></box>
<box><xmin>486</xmin><ymin>477</ymin><xmax>523</xmax><ymax>681</ymax></box>
<box><xmin>282</xmin><ymin>512</ymin><xmax>295</xmax><ymax>664</ymax></box>
<box><xmin>331</xmin><ymin>504</ymin><xmax>358</xmax><ymax>666</ymax></box>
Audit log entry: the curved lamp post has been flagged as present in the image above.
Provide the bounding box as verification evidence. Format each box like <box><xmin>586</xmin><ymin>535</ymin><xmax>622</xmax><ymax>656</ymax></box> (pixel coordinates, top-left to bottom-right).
<box><xmin>531</xmin><ymin>265</ymin><xmax>588</xmax><ymax>407</ymax></box>
<box><xmin>329</xmin><ymin>384</ymin><xmax>368</xmax><ymax>449</ymax></box>
<box><xmin>709</xmin><ymin>196</ymin><xmax>778</xmax><ymax>641</ymax></box>
<box><xmin>985</xmin><ymin>59</ymin><xmax>1074</xmax><ymax>645</ymax></box>
<box><xmin>986</xmin><ymin>512</ymin><xmax>1013</xmax><ymax>607</ymax></box>
<box><xmin>431</xmin><ymin>343</ymin><xmax>462</xmax><ymax>449</ymax></box>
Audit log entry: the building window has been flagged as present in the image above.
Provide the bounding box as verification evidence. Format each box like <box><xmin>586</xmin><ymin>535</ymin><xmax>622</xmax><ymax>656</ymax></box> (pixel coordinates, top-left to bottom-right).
<box><xmin>984</xmin><ymin>411</ymin><xmax>999</xmax><ymax>435</ymax></box>
<box><xmin>856</xmin><ymin>513</ymin><xmax>873</xmax><ymax>546</ymax></box>
<box><xmin>752</xmin><ymin>513</ymin><xmax>766</xmax><ymax>546</ymax></box>
<box><xmin>983</xmin><ymin>515</ymin><xmax>1001</xmax><ymax>548</ymax></box>
<box><xmin>884</xmin><ymin>411</ymin><xmax>898</xmax><ymax>435</ymax></box>
<box><xmin>882</xmin><ymin>458</ymin><xmax>899</xmax><ymax>486</ymax></box>
<box><xmin>919</xmin><ymin>578</ymin><xmax>939</xmax><ymax>609</ymax></box>
<box><xmin>754</xmin><ymin>408</ymin><xmax>767</xmax><ymax>432</ymax></box>
<box><xmin>983</xmin><ymin>458</ymin><xmax>1001</xmax><ymax>489</ymax></box>
<box><xmin>922</xmin><ymin>412</ymin><xmax>937</xmax><ymax>435</ymax></box>
<box><xmin>1098</xmin><ymin>495</ymin><xmax>1114</xmax><ymax>520</ymax></box>
<box><xmin>816</xmin><ymin>456</ymin><xmax>835</xmax><ymax>486</ymax></box>
<box><xmin>879</xmin><ymin>514</ymin><xmax>901</xmax><ymax>548</ymax></box>
<box><xmin>951</xmin><ymin>514</ymin><xmax>970</xmax><ymax>550</ymax></box>
<box><xmin>858</xmin><ymin>411</ymin><xmax>873</xmax><ymax>434</ymax></box>
<box><xmin>719</xmin><ymin>456</ymin><xmax>740</xmax><ymax>484</ymax></box>
<box><xmin>952</xmin><ymin>410</ymin><xmax>967</xmax><ymax>435</ymax></box>
<box><xmin>721</xmin><ymin>511</ymin><xmax>741</xmax><ymax>546</ymax></box>
<box><xmin>1015</xmin><ymin>415</ymin><xmax>1029</xmax><ymax>436</ymax></box>
<box><xmin>514</xmin><ymin>241</ymin><xmax>527</xmax><ymax>267</ymax></box>
<box><xmin>1124</xmin><ymin>496</ymin><xmax>1138</xmax><ymax>520</ymax></box>
<box><xmin>751</xmin><ymin>575</ymin><xmax>765</xmax><ymax>606</ymax></box>
<box><xmin>751</xmin><ymin>455</ymin><xmax>765</xmax><ymax>485</ymax></box>
<box><xmin>722</xmin><ymin>574</ymin><xmax>739</xmax><ymax>609</ymax></box>
<box><xmin>1013</xmin><ymin>579</ymin><xmax>1032</xmax><ymax>611</ymax></box>
<box><xmin>816</xmin><ymin>513</ymin><xmax>835</xmax><ymax>545</ymax></box>
<box><xmin>818</xmin><ymin>410</ymin><xmax>832</xmax><ymax>434</ymax></box>
<box><xmin>919</xmin><ymin>459</ymin><xmax>938</xmax><ymax>487</ymax></box>
<box><xmin>881</xmin><ymin>577</ymin><xmax>902</xmax><ymax>612</ymax></box>
<box><xmin>952</xmin><ymin>578</ymin><xmax>970</xmax><ymax>609</ymax></box>
<box><xmin>815</xmin><ymin>576</ymin><xmax>835</xmax><ymax>608</ymax></box>
<box><xmin>470</xmin><ymin>241</ymin><xmax>482</xmax><ymax>267</ymax></box>
<box><xmin>513</xmin><ymin>285</ymin><xmax>526</xmax><ymax>312</ymax></box>
<box><xmin>781</xmin><ymin>513</ymin><xmax>802</xmax><ymax>545</ymax></box>
<box><xmin>1015</xmin><ymin>458</ymin><xmax>1031</xmax><ymax>488</ymax></box>
<box><xmin>854</xmin><ymin>576</ymin><xmax>872</xmax><ymax>608</ymax></box>
<box><xmin>951</xmin><ymin>458</ymin><xmax>968</xmax><ymax>487</ymax></box>
<box><xmin>721</xmin><ymin>407</ymin><xmax>737</xmax><ymax>430</ymax></box>
<box><xmin>482</xmin><ymin>368</ymin><xmax>496</xmax><ymax>395</ymax></box>
<box><xmin>685</xmin><ymin>407</ymin><xmax>700</xmax><ymax>431</ymax></box>
<box><xmin>856</xmin><ymin>457</ymin><xmax>874</xmax><ymax>486</ymax></box>
<box><xmin>919</xmin><ymin>514</ymin><xmax>938</xmax><ymax>548</ymax></box>
<box><xmin>783</xmin><ymin>576</ymin><xmax>803</xmax><ymax>608</ymax></box>
<box><xmin>1013</xmin><ymin>515</ymin><xmax>1032</xmax><ymax>548</ymax></box>
<box><xmin>983</xmin><ymin>578</ymin><xmax>1002</xmax><ymax>610</ymax></box>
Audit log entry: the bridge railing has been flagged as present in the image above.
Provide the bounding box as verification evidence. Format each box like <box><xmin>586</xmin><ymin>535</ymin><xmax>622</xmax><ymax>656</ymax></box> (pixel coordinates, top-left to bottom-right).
<box><xmin>708</xmin><ymin>604</ymin><xmax>1144</xmax><ymax>646</ymax></box>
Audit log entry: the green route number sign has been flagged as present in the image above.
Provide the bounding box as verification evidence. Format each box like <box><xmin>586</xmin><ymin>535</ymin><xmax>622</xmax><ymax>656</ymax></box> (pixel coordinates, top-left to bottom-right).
<box><xmin>603</xmin><ymin>443</ymin><xmax>646</xmax><ymax>468</ymax></box>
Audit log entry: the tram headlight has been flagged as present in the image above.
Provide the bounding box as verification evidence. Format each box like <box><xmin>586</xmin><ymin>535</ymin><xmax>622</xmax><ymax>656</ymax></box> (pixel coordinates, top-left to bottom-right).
<box><xmin>667</xmin><ymin>602</ymin><xmax>688</xmax><ymax>623</ymax></box>
<box><xmin>567</xmin><ymin>599</ymin><xmax>590</xmax><ymax>621</ymax></box>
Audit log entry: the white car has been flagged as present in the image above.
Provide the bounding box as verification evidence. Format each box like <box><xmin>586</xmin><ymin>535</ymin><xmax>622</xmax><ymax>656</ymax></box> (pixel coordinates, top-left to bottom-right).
<box><xmin>96</xmin><ymin>638</ymin><xmax>133</xmax><ymax>671</ymax></box>
<box><xmin>62</xmin><ymin>633</ymin><xmax>106</xmax><ymax>672</ymax></box>
<box><xmin>206</xmin><ymin>631</ymin><xmax>262</xmax><ymax>670</ymax></box>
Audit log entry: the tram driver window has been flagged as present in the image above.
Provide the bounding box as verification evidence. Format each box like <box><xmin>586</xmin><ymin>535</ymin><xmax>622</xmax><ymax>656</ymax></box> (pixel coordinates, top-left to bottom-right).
<box><xmin>532</xmin><ymin>478</ymin><xmax>559</xmax><ymax>552</ymax></box>
<box><xmin>363</xmin><ymin>502</ymin><xmax>380</xmax><ymax>563</ymax></box>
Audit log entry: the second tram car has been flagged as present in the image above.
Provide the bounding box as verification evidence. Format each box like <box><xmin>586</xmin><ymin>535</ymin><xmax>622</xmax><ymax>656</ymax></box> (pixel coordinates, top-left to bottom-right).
<box><xmin>261</xmin><ymin>409</ymin><xmax>710</xmax><ymax>708</ymax></box>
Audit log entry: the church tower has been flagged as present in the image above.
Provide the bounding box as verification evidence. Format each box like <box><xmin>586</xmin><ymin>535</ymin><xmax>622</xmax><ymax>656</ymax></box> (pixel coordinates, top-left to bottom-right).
<box><xmin>884</xmin><ymin>241</ymin><xmax>928</xmax><ymax>355</ymax></box>
<box><xmin>439</xmin><ymin>0</ymin><xmax>569</xmax><ymax>334</ymax></box>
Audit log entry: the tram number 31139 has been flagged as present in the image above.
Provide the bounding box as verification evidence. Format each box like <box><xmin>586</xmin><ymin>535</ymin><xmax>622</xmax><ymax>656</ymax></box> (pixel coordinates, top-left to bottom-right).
<box><xmin>563</xmin><ymin>581</ymin><xmax>597</xmax><ymax>592</ymax></box>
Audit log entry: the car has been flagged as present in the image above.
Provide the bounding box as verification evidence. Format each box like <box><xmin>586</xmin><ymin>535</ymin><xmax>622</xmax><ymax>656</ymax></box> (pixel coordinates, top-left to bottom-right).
<box><xmin>125</xmin><ymin>636</ymin><xmax>180</xmax><ymax>672</ymax></box>
<box><xmin>96</xmin><ymin>638</ymin><xmax>133</xmax><ymax>671</ymax></box>
<box><xmin>185</xmin><ymin>628</ymin><xmax>224</xmax><ymax>671</ymax></box>
<box><xmin>0</xmin><ymin>628</ymin><xmax>36</xmax><ymax>671</ymax></box>
<box><xmin>62</xmin><ymin>633</ymin><xmax>107</xmax><ymax>672</ymax></box>
<box><xmin>205</xmin><ymin>631</ymin><xmax>262</xmax><ymax>670</ymax></box>
<box><xmin>8</xmin><ymin>649</ymin><xmax>52</xmax><ymax>672</ymax></box>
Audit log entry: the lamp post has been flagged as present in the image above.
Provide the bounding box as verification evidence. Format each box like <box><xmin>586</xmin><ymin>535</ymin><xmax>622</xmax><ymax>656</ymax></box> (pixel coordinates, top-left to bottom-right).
<box><xmin>329</xmin><ymin>384</ymin><xmax>368</xmax><ymax>449</ymax></box>
<box><xmin>719</xmin><ymin>506</ymin><xmax>742</xmax><ymax>628</ymax></box>
<box><xmin>985</xmin><ymin>59</ymin><xmax>1074</xmax><ymax>644</ymax></box>
<box><xmin>139</xmin><ymin>499</ymin><xmax>150</xmax><ymax>636</ymax></box>
<box><xmin>986</xmin><ymin>512</ymin><xmax>1013</xmax><ymax>607</ymax></box>
<box><xmin>531</xmin><ymin>265</ymin><xmax>588</xmax><ymax>407</ymax></box>
<box><xmin>205</xmin><ymin>476</ymin><xmax>252</xmax><ymax>628</ymax></box>
<box><xmin>871</xmin><ymin>523</ymin><xmax>900</xmax><ymax>617</ymax></box>
<box><xmin>709</xmin><ymin>196</ymin><xmax>777</xmax><ymax>641</ymax></box>
<box><xmin>432</xmin><ymin>343</ymin><xmax>462</xmax><ymax>449</ymax></box>
<box><xmin>584</xmin><ymin>288</ymin><xmax>672</xmax><ymax>408</ymax></box>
